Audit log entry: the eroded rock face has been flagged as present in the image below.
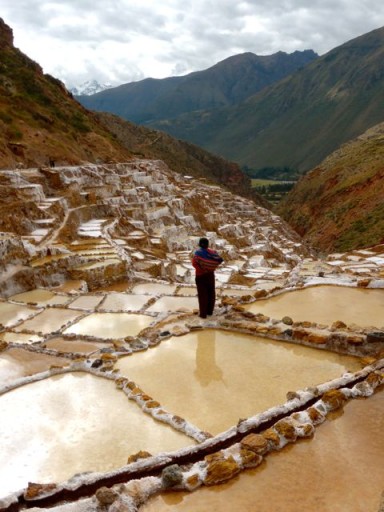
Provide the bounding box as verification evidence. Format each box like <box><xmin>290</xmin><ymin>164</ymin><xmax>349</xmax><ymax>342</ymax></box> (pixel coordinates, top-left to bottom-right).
<box><xmin>0</xmin><ymin>17</ymin><xmax>13</xmax><ymax>47</ymax></box>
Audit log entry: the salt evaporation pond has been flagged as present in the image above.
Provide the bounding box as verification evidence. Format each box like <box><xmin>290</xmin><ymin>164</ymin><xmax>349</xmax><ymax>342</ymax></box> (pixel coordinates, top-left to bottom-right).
<box><xmin>0</xmin><ymin>348</ymin><xmax>70</xmax><ymax>387</ymax></box>
<box><xmin>99</xmin><ymin>293</ymin><xmax>151</xmax><ymax>312</ymax></box>
<box><xmin>146</xmin><ymin>296</ymin><xmax>197</xmax><ymax>313</ymax></box>
<box><xmin>10</xmin><ymin>289</ymin><xmax>70</xmax><ymax>306</ymax></box>
<box><xmin>63</xmin><ymin>312</ymin><xmax>153</xmax><ymax>338</ymax></box>
<box><xmin>13</xmin><ymin>308</ymin><xmax>83</xmax><ymax>335</ymax></box>
<box><xmin>131</xmin><ymin>283</ymin><xmax>178</xmax><ymax>295</ymax></box>
<box><xmin>67</xmin><ymin>295</ymin><xmax>105</xmax><ymax>310</ymax></box>
<box><xmin>143</xmin><ymin>389</ymin><xmax>384</xmax><ymax>512</ymax></box>
<box><xmin>0</xmin><ymin>373</ymin><xmax>194</xmax><ymax>498</ymax></box>
<box><xmin>0</xmin><ymin>302</ymin><xmax>39</xmax><ymax>328</ymax></box>
<box><xmin>117</xmin><ymin>330</ymin><xmax>361</xmax><ymax>435</ymax></box>
<box><xmin>245</xmin><ymin>285</ymin><xmax>384</xmax><ymax>327</ymax></box>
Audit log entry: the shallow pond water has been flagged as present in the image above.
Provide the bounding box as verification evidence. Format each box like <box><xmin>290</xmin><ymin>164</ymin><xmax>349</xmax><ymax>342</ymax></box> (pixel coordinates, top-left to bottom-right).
<box><xmin>142</xmin><ymin>389</ymin><xmax>384</xmax><ymax>512</ymax></box>
<box><xmin>0</xmin><ymin>302</ymin><xmax>40</xmax><ymax>328</ymax></box>
<box><xmin>67</xmin><ymin>295</ymin><xmax>105</xmax><ymax>311</ymax></box>
<box><xmin>99</xmin><ymin>293</ymin><xmax>151</xmax><ymax>312</ymax></box>
<box><xmin>0</xmin><ymin>348</ymin><xmax>70</xmax><ymax>387</ymax></box>
<box><xmin>131</xmin><ymin>283</ymin><xmax>178</xmax><ymax>295</ymax></box>
<box><xmin>13</xmin><ymin>308</ymin><xmax>84</xmax><ymax>335</ymax></box>
<box><xmin>245</xmin><ymin>285</ymin><xmax>384</xmax><ymax>327</ymax></box>
<box><xmin>0</xmin><ymin>373</ymin><xmax>193</xmax><ymax>498</ymax></box>
<box><xmin>10</xmin><ymin>289</ymin><xmax>63</xmax><ymax>305</ymax></box>
<box><xmin>146</xmin><ymin>296</ymin><xmax>197</xmax><ymax>313</ymax></box>
<box><xmin>63</xmin><ymin>312</ymin><xmax>153</xmax><ymax>338</ymax></box>
<box><xmin>117</xmin><ymin>330</ymin><xmax>361</xmax><ymax>435</ymax></box>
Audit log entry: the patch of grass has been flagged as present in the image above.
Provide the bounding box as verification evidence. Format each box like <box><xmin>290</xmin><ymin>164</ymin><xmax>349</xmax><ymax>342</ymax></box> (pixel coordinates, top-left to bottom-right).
<box><xmin>0</xmin><ymin>111</ymin><xmax>12</xmax><ymax>124</ymax></box>
<box><xmin>335</xmin><ymin>203</ymin><xmax>384</xmax><ymax>251</ymax></box>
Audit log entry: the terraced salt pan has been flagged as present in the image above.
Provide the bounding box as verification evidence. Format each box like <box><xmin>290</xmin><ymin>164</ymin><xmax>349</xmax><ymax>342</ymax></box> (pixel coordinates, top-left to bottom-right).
<box><xmin>63</xmin><ymin>312</ymin><xmax>153</xmax><ymax>338</ymax></box>
<box><xmin>44</xmin><ymin>337</ymin><xmax>109</xmax><ymax>353</ymax></box>
<box><xmin>131</xmin><ymin>283</ymin><xmax>178</xmax><ymax>295</ymax></box>
<box><xmin>143</xmin><ymin>389</ymin><xmax>384</xmax><ymax>512</ymax></box>
<box><xmin>99</xmin><ymin>293</ymin><xmax>151</xmax><ymax>312</ymax></box>
<box><xmin>30</xmin><ymin>254</ymin><xmax>72</xmax><ymax>267</ymax></box>
<box><xmin>0</xmin><ymin>332</ymin><xmax>42</xmax><ymax>344</ymax></box>
<box><xmin>117</xmin><ymin>330</ymin><xmax>361</xmax><ymax>435</ymax></box>
<box><xmin>13</xmin><ymin>308</ymin><xmax>84</xmax><ymax>335</ymax></box>
<box><xmin>73</xmin><ymin>259</ymin><xmax>121</xmax><ymax>270</ymax></box>
<box><xmin>0</xmin><ymin>348</ymin><xmax>70</xmax><ymax>387</ymax></box>
<box><xmin>10</xmin><ymin>289</ymin><xmax>70</xmax><ymax>306</ymax></box>
<box><xmin>176</xmin><ymin>286</ymin><xmax>198</xmax><ymax>296</ymax></box>
<box><xmin>67</xmin><ymin>295</ymin><xmax>105</xmax><ymax>310</ymax></box>
<box><xmin>245</xmin><ymin>285</ymin><xmax>384</xmax><ymax>327</ymax></box>
<box><xmin>0</xmin><ymin>302</ymin><xmax>40</xmax><ymax>328</ymax></box>
<box><xmin>0</xmin><ymin>373</ymin><xmax>193</xmax><ymax>498</ymax></box>
<box><xmin>146</xmin><ymin>296</ymin><xmax>197</xmax><ymax>313</ymax></box>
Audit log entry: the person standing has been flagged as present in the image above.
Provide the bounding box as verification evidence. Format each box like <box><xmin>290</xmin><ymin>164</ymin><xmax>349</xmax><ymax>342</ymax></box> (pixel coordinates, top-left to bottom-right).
<box><xmin>192</xmin><ymin>237</ymin><xmax>223</xmax><ymax>318</ymax></box>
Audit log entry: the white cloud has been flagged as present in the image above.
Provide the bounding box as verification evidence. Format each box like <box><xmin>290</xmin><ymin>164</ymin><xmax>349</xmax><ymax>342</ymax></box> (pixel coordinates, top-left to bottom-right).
<box><xmin>1</xmin><ymin>0</ymin><xmax>384</xmax><ymax>86</ymax></box>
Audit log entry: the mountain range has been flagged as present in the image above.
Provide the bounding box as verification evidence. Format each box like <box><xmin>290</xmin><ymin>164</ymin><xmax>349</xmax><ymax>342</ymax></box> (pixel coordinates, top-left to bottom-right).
<box><xmin>0</xmin><ymin>18</ymin><xmax>256</xmax><ymax>201</ymax></box>
<box><xmin>77</xmin><ymin>50</ymin><xmax>318</xmax><ymax>125</ymax></box>
<box><xmin>78</xmin><ymin>27</ymin><xmax>384</xmax><ymax>175</ymax></box>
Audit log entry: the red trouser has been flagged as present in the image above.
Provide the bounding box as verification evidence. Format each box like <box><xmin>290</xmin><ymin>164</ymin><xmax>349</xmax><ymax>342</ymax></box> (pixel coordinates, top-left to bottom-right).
<box><xmin>195</xmin><ymin>272</ymin><xmax>215</xmax><ymax>318</ymax></box>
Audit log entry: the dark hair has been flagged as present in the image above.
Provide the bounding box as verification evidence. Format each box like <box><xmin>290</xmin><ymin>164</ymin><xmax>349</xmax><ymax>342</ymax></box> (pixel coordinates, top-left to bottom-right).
<box><xmin>198</xmin><ymin>237</ymin><xmax>209</xmax><ymax>248</ymax></box>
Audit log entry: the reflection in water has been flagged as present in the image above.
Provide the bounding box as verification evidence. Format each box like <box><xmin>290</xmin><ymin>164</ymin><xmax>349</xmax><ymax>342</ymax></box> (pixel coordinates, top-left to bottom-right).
<box><xmin>117</xmin><ymin>330</ymin><xmax>361</xmax><ymax>435</ymax></box>
<box><xmin>142</xmin><ymin>390</ymin><xmax>384</xmax><ymax>512</ymax></box>
<box><xmin>245</xmin><ymin>286</ymin><xmax>384</xmax><ymax>327</ymax></box>
<box><xmin>0</xmin><ymin>373</ymin><xmax>193</xmax><ymax>498</ymax></box>
<box><xmin>194</xmin><ymin>330</ymin><xmax>224</xmax><ymax>387</ymax></box>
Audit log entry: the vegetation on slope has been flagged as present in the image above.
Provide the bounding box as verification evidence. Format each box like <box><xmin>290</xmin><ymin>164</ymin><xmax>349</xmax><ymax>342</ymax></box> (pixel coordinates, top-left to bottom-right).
<box><xmin>77</xmin><ymin>50</ymin><xmax>318</xmax><ymax>124</ymax></box>
<box><xmin>150</xmin><ymin>26</ymin><xmax>384</xmax><ymax>175</ymax></box>
<box><xmin>96</xmin><ymin>112</ymin><xmax>268</xmax><ymax>205</ymax></box>
<box><xmin>0</xmin><ymin>18</ymin><xmax>133</xmax><ymax>168</ymax></box>
<box><xmin>277</xmin><ymin>122</ymin><xmax>384</xmax><ymax>252</ymax></box>
<box><xmin>0</xmin><ymin>18</ymin><xmax>266</xmax><ymax>205</ymax></box>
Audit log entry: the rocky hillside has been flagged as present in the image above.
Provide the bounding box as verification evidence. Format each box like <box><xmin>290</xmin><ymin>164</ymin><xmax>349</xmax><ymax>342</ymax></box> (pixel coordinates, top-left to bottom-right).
<box><xmin>149</xmin><ymin>26</ymin><xmax>384</xmax><ymax>174</ymax></box>
<box><xmin>77</xmin><ymin>50</ymin><xmax>318</xmax><ymax>124</ymax></box>
<box><xmin>0</xmin><ymin>18</ymin><xmax>259</xmax><ymax>202</ymax></box>
<box><xmin>277</xmin><ymin>122</ymin><xmax>384</xmax><ymax>252</ymax></box>
<box><xmin>0</xmin><ymin>19</ymin><xmax>133</xmax><ymax>168</ymax></box>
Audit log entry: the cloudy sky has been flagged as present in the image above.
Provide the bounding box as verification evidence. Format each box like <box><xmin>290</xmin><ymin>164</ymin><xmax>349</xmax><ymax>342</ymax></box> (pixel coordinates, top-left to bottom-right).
<box><xmin>2</xmin><ymin>0</ymin><xmax>384</xmax><ymax>87</ymax></box>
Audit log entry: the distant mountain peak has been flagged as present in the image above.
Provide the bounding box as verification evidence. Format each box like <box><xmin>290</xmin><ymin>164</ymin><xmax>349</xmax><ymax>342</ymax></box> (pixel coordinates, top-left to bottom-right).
<box><xmin>70</xmin><ymin>79</ymin><xmax>114</xmax><ymax>96</ymax></box>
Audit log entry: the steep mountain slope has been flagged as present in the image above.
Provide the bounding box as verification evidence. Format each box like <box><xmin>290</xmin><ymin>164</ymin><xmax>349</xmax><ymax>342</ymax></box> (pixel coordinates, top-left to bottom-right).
<box><xmin>0</xmin><ymin>18</ymin><xmax>259</xmax><ymax>203</ymax></box>
<box><xmin>0</xmin><ymin>19</ymin><xmax>132</xmax><ymax>168</ymax></box>
<box><xmin>277</xmin><ymin>122</ymin><xmax>384</xmax><ymax>252</ymax></box>
<box><xmin>77</xmin><ymin>50</ymin><xmax>317</xmax><ymax>124</ymax></box>
<box><xmin>150</xmin><ymin>26</ymin><xmax>384</xmax><ymax>174</ymax></box>
<box><xmin>96</xmin><ymin>112</ymin><xmax>264</xmax><ymax>203</ymax></box>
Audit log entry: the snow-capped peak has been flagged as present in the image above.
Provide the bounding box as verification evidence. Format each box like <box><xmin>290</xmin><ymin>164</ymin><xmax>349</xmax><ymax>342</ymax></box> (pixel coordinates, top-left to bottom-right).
<box><xmin>70</xmin><ymin>79</ymin><xmax>114</xmax><ymax>96</ymax></box>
